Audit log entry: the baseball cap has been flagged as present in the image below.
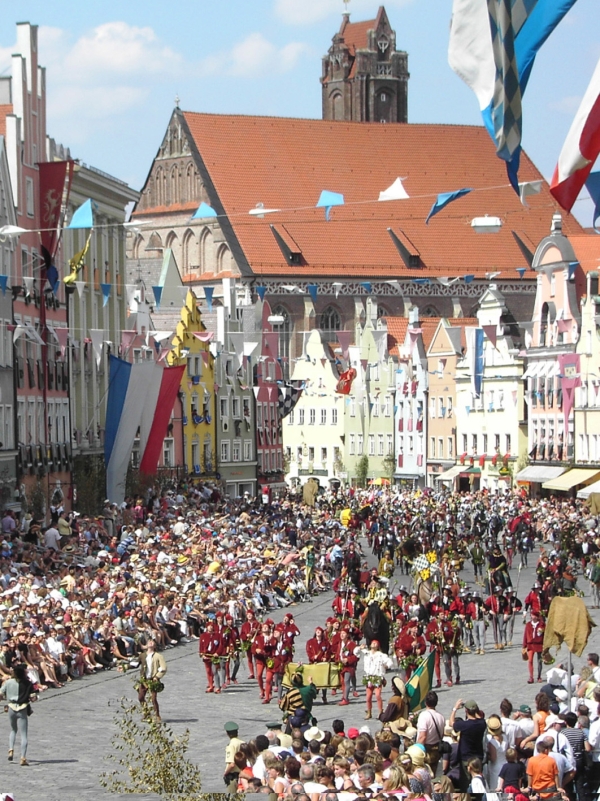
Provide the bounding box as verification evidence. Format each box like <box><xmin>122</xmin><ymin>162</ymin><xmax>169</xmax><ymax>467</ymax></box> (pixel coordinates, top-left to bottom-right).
<box><xmin>464</xmin><ymin>700</ymin><xmax>479</xmax><ymax>713</ymax></box>
<box><xmin>519</xmin><ymin>704</ymin><xmax>532</xmax><ymax>714</ymax></box>
<box><xmin>347</xmin><ymin>727</ymin><xmax>359</xmax><ymax>739</ymax></box>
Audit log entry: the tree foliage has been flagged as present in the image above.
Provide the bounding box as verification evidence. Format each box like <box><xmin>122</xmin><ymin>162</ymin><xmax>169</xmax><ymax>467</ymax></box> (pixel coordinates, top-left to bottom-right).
<box><xmin>355</xmin><ymin>455</ymin><xmax>369</xmax><ymax>488</ymax></box>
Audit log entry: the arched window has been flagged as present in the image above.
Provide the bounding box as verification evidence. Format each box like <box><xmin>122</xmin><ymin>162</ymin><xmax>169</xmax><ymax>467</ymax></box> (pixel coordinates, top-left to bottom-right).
<box><xmin>421</xmin><ymin>304</ymin><xmax>441</xmax><ymax>318</ymax></box>
<box><xmin>165</xmin><ymin>230</ymin><xmax>179</xmax><ymax>251</ymax></box>
<box><xmin>331</xmin><ymin>92</ymin><xmax>343</xmax><ymax>121</ymax></box>
<box><xmin>186</xmin><ymin>163</ymin><xmax>195</xmax><ymax>202</ymax></box>
<box><xmin>271</xmin><ymin>305</ymin><xmax>292</xmax><ymax>376</ymax></box>
<box><xmin>199</xmin><ymin>227</ymin><xmax>213</xmax><ymax>274</ymax></box>
<box><xmin>182</xmin><ymin>229</ymin><xmax>197</xmax><ymax>275</ymax></box>
<box><xmin>377</xmin><ymin>304</ymin><xmax>390</xmax><ymax>319</ymax></box>
<box><xmin>155</xmin><ymin>167</ymin><xmax>164</xmax><ymax>206</ymax></box>
<box><xmin>216</xmin><ymin>244</ymin><xmax>232</xmax><ymax>274</ymax></box>
<box><xmin>320</xmin><ymin>305</ymin><xmax>342</xmax><ymax>342</ymax></box>
<box><xmin>170</xmin><ymin>166</ymin><xmax>179</xmax><ymax>205</ymax></box>
<box><xmin>132</xmin><ymin>234</ymin><xmax>145</xmax><ymax>260</ymax></box>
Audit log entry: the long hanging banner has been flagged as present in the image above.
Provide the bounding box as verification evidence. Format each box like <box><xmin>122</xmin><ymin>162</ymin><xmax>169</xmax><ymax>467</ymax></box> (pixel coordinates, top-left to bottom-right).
<box><xmin>39</xmin><ymin>160</ymin><xmax>74</xmax><ymax>257</ymax></box>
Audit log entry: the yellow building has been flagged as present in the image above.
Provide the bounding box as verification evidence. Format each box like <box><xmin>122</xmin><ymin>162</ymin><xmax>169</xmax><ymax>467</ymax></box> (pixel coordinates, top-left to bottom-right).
<box><xmin>168</xmin><ymin>290</ymin><xmax>216</xmax><ymax>477</ymax></box>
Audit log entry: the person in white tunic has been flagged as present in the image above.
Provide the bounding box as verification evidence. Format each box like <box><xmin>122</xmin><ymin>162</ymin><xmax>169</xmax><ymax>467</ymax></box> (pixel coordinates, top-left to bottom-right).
<box><xmin>357</xmin><ymin>639</ymin><xmax>392</xmax><ymax>720</ymax></box>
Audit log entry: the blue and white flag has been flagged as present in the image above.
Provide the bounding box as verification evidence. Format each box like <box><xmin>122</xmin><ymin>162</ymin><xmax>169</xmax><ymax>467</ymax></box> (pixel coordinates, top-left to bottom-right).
<box><xmin>449</xmin><ymin>0</ymin><xmax>579</xmax><ymax>186</ymax></box>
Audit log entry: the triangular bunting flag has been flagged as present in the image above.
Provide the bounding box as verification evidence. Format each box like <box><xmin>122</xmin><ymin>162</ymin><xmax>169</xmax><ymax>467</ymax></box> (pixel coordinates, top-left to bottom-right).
<box><xmin>316</xmin><ymin>190</ymin><xmax>344</xmax><ymax>221</ymax></box>
<box><xmin>0</xmin><ymin>276</ymin><xmax>7</xmax><ymax>296</ymax></box>
<box><xmin>101</xmin><ymin>283</ymin><xmax>111</xmax><ymax>307</ymax></box>
<box><xmin>482</xmin><ymin>325</ymin><xmax>497</xmax><ymax>348</ymax></box>
<box><xmin>332</xmin><ymin>281</ymin><xmax>343</xmax><ymax>299</ymax></box>
<box><xmin>152</xmin><ymin>286</ymin><xmax>163</xmax><ymax>308</ymax></box>
<box><xmin>75</xmin><ymin>281</ymin><xmax>86</xmax><ymax>299</ymax></box>
<box><xmin>361</xmin><ymin>282</ymin><xmax>372</xmax><ymax>294</ymax></box>
<box><xmin>519</xmin><ymin>180</ymin><xmax>543</xmax><ymax>207</ymax></box>
<box><xmin>256</xmin><ymin>286</ymin><xmax>266</xmax><ymax>301</ymax></box>
<box><xmin>55</xmin><ymin>327</ymin><xmax>69</xmax><ymax>360</ymax></box>
<box><xmin>192</xmin><ymin>202</ymin><xmax>217</xmax><ymax>219</ymax></box>
<box><xmin>378</xmin><ymin>177</ymin><xmax>409</xmax><ymax>201</ymax></box>
<box><xmin>307</xmin><ymin>284</ymin><xmax>318</xmax><ymax>304</ymax></box>
<box><xmin>516</xmin><ymin>267</ymin><xmax>527</xmax><ymax>279</ymax></box>
<box><xmin>204</xmin><ymin>286</ymin><xmax>214</xmax><ymax>311</ymax></box>
<box><xmin>193</xmin><ymin>331</ymin><xmax>214</xmax><ymax>342</ymax></box>
<box><xmin>568</xmin><ymin>262</ymin><xmax>578</xmax><ymax>280</ymax></box>
<box><xmin>68</xmin><ymin>198</ymin><xmax>96</xmax><ymax>229</ymax></box>
<box><xmin>425</xmin><ymin>188</ymin><xmax>471</xmax><ymax>224</ymax></box>
<box><xmin>90</xmin><ymin>329</ymin><xmax>106</xmax><ymax>369</ymax></box>
<box><xmin>121</xmin><ymin>330</ymin><xmax>137</xmax><ymax>351</ymax></box>
<box><xmin>463</xmin><ymin>275</ymin><xmax>475</xmax><ymax>284</ymax></box>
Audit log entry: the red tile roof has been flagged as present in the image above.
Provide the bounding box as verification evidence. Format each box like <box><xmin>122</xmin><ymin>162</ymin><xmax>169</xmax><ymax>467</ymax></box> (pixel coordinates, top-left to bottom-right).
<box><xmin>173</xmin><ymin>112</ymin><xmax>585</xmax><ymax>280</ymax></box>
<box><xmin>571</xmin><ymin>235</ymin><xmax>600</xmax><ymax>274</ymax></box>
<box><xmin>0</xmin><ymin>105</ymin><xmax>13</xmax><ymax>137</ymax></box>
<box><xmin>341</xmin><ymin>18</ymin><xmax>374</xmax><ymax>55</ymax></box>
<box><xmin>384</xmin><ymin>316</ymin><xmax>408</xmax><ymax>357</ymax></box>
<box><xmin>386</xmin><ymin>315</ymin><xmax>478</xmax><ymax>356</ymax></box>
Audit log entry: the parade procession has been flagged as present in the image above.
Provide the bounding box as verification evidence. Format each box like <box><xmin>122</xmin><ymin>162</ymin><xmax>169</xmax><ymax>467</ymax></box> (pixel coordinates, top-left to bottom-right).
<box><xmin>0</xmin><ymin>0</ymin><xmax>599</xmax><ymax>799</ymax></box>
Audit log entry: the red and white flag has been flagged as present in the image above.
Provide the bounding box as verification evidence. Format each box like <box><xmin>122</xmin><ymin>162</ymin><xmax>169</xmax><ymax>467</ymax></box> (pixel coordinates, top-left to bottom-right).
<box><xmin>550</xmin><ymin>57</ymin><xmax>600</xmax><ymax>212</ymax></box>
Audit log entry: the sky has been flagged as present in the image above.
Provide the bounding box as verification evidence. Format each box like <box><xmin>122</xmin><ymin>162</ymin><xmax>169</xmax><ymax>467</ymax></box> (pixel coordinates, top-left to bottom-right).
<box><xmin>1</xmin><ymin>0</ymin><xmax>599</xmax><ymax>224</ymax></box>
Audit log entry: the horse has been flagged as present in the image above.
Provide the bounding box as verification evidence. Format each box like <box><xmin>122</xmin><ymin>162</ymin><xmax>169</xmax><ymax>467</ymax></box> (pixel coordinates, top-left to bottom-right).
<box><xmin>362</xmin><ymin>601</ymin><xmax>391</xmax><ymax>655</ymax></box>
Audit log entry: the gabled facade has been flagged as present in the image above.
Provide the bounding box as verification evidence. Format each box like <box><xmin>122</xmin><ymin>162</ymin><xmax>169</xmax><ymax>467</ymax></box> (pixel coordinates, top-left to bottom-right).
<box><xmin>389</xmin><ymin>313</ymin><xmax>429</xmax><ymax>487</ymax></box>
<box><xmin>0</xmin><ymin>24</ymin><xmax>72</xmax><ymax>512</ymax></box>
<box><xmin>168</xmin><ymin>290</ymin><xmax>216</xmax><ymax>478</ymax></box>
<box><xmin>454</xmin><ymin>288</ymin><xmax>525</xmax><ymax>492</ymax></box>
<box><xmin>344</xmin><ymin>310</ymin><xmax>396</xmax><ymax>484</ymax></box>
<box><xmin>524</xmin><ymin>214</ymin><xmax>581</xmax><ymax>469</ymax></box>
<box><xmin>283</xmin><ymin>329</ymin><xmax>346</xmax><ymax>489</ymax></box>
<box><xmin>214</xmin><ymin>279</ymin><xmax>257</xmax><ymax>498</ymax></box>
<box><xmin>425</xmin><ymin>319</ymin><xmax>470</xmax><ymax>487</ymax></box>
<box><xmin>0</xmin><ymin>137</ymin><xmax>17</xmax><ymax>509</ymax></box>
<box><xmin>254</xmin><ymin>301</ymin><xmax>285</xmax><ymax>496</ymax></box>
<box><xmin>575</xmin><ymin>258</ymin><xmax>600</xmax><ymax>465</ymax></box>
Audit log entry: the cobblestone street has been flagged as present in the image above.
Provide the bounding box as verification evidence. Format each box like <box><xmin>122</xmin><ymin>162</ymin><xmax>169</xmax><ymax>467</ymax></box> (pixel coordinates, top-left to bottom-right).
<box><xmin>4</xmin><ymin>543</ymin><xmax>600</xmax><ymax>800</ymax></box>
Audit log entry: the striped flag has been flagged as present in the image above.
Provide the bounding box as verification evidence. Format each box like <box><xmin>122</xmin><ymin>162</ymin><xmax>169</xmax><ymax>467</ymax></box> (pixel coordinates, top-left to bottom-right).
<box><xmin>449</xmin><ymin>0</ymin><xmax>579</xmax><ymax>186</ymax></box>
<box><xmin>104</xmin><ymin>356</ymin><xmax>185</xmax><ymax>503</ymax></box>
<box><xmin>550</xmin><ymin>56</ymin><xmax>600</xmax><ymax>212</ymax></box>
<box><xmin>406</xmin><ymin>652</ymin><xmax>436</xmax><ymax>712</ymax></box>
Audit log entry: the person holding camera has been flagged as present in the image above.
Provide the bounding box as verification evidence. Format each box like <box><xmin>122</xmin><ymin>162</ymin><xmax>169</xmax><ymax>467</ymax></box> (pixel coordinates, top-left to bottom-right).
<box><xmin>450</xmin><ymin>698</ymin><xmax>486</xmax><ymax>791</ymax></box>
<box><xmin>416</xmin><ymin>690</ymin><xmax>447</xmax><ymax>775</ymax></box>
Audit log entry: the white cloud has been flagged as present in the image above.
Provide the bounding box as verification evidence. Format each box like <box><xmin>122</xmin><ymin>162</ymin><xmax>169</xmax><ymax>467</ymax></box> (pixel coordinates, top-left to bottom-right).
<box><xmin>201</xmin><ymin>33</ymin><xmax>311</xmax><ymax>78</ymax></box>
<box><xmin>274</xmin><ymin>0</ymin><xmax>415</xmax><ymax>26</ymax></box>
<box><xmin>548</xmin><ymin>95</ymin><xmax>583</xmax><ymax>115</ymax></box>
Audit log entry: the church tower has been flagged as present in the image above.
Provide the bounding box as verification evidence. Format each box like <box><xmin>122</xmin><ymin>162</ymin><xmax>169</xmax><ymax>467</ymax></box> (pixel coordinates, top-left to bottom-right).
<box><xmin>321</xmin><ymin>6</ymin><xmax>409</xmax><ymax>123</ymax></box>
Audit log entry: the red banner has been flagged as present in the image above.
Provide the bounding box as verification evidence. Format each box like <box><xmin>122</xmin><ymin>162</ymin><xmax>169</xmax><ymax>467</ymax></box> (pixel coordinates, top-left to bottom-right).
<box><xmin>39</xmin><ymin>161</ymin><xmax>73</xmax><ymax>257</ymax></box>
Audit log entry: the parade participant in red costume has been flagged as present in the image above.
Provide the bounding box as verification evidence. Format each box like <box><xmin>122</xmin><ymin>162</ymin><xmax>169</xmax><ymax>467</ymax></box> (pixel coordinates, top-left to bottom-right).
<box><xmin>333</xmin><ymin>626</ymin><xmax>359</xmax><ymax>706</ymax></box>
<box><xmin>240</xmin><ymin>609</ymin><xmax>260</xmax><ymax>679</ymax></box>
<box><xmin>522</xmin><ymin>610</ymin><xmax>545</xmax><ymax>684</ymax></box>
<box><xmin>281</xmin><ymin>612</ymin><xmax>300</xmax><ymax>653</ymax></box>
<box><xmin>306</xmin><ymin>625</ymin><xmax>331</xmax><ymax>704</ymax></box>
<box><xmin>252</xmin><ymin>620</ymin><xmax>276</xmax><ymax>699</ymax></box>
<box><xmin>263</xmin><ymin>626</ymin><xmax>292</xmax><ymax>704</ymax></box>
<box><xmin>394</xmin><ymin>618</ymin><xmax>426</xmax><ymax>680</ymax></box>
<box><xmin>199</xmin><ymin>620</ymin><xmax>224</xmax><ymax>693</ymax></box>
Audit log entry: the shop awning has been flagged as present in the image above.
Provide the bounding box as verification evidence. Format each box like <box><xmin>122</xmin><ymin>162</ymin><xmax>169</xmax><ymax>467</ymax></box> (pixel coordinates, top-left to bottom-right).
<box><xmin>435</xmin><ymin>465</ymin><xmax>463</xmax><ymax>482</ymax></box>
<box><xmin>577</xmin><ymin>479</ymin><xmax>600</xmax><ymax>499</ymax></box>
<box><xmin>515</xmin><ymin>465</ymin><xmax>566</xmax><ymax>484</ymax></box>
<box><xmin>460</xmin><ymin>467</ymin><xmax>481</xmax><ymax>477</ymax></box>
<box><xmin>522</xmin><ymin>362</ymin><xmax>541</xmax><ymax>380</ymax></box>
<box><xmin>543</xmin><ymin>468</ymin><xmax>600</xmax><ymax>492</ymax></box>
